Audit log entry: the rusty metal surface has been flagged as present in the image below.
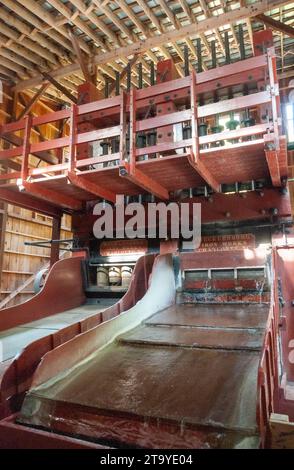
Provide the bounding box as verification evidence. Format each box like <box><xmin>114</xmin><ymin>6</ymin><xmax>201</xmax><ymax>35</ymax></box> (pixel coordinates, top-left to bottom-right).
<box><xmin>20</xmin><ymin>342</ymin><xmax>260</xmax><ymax>431</ymax></box>
<box><xmin>18</xmin><ymin>300</ymin><xmax>269</xmax><ymax>448</ymax></box>
<box><xmin>119</xmin><ymin>325</ymin><xmax>264</xmax><ymax>351</ymax></box>
<box><xmin>147</xmin><ymin>303</ymin><xmax>269</xmax><ymax>329</ymax></box>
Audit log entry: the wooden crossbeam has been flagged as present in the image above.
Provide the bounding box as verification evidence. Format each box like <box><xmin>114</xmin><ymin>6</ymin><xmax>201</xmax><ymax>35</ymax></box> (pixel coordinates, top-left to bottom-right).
<box><xmin>67</xmin><ymin>27</ymin><xmax>94</xmax><ymax>84</ymax></box>
<box><xmin>14</xmin><ymin>0</ymin><xmax>291</xmax><ymax>92</ymax></box>
<box><xmin>41</xmin><ymin>72</ymin><xmax>78</xmax><ymax>104</ymax></box>
<box><xmin>17</xmin><ymin>83</ymin><xmax>50</xmax><ymax>120</ymax></box>
<box><xmin>256</xmin><ymin>13</ymin><xmax>294</xmax><ymax>38</ymax></box>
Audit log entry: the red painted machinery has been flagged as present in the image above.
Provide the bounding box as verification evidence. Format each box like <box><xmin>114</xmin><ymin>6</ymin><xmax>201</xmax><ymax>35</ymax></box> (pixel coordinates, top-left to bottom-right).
<box><xmin>0</xmin><ymin>32</ymin><xmax>293</xmax><ymax>448</ymax></box>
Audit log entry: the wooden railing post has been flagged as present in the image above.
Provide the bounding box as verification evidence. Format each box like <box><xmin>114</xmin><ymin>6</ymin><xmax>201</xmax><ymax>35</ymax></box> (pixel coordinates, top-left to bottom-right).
<box><xmin>119</xmin><ymin>91</ymin><xmax>127</xmax><ymax>165</ymax></box>
<box><xmin>129</xmin><ymin>87</ymin><xmax>136</xmax><ymax>174</ymax></box>
<box><xmin>69</xmin><ymin>103</ymin><xmax>78</xmax><ymax>172</ymax></box>
<box><xmin>267</xmin><ymin>47</ymin><xmax>281</xmax><ymax>150</ymax></box>
<box><xmin>21</xmin><ymin>114</ymin><xmax>32</xmax><ymax>182</ymax></box>
<box><xmin>190</xmin><ymin>69</ymin><xmax>199</xmax><ymax>162</ymax></box>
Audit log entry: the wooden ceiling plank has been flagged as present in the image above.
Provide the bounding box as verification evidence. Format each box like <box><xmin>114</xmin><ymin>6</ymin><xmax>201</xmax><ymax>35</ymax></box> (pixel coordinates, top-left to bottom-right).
<box><xmin>13</xmin><ymin>0</ymin><xmax>293</xmax><ymax>92</ymax></box>
<box><xmin>16</xmin><ymin>0</ymin><xmax>90</xmax><ymax>55</ymax></box>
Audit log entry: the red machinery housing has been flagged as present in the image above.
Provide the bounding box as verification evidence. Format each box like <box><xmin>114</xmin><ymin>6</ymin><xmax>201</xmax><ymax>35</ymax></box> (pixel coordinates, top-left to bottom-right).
<box><xmin>0</xmin><ymin>32</ymin><xmax>293</xmax><ymax>448</ymax></box>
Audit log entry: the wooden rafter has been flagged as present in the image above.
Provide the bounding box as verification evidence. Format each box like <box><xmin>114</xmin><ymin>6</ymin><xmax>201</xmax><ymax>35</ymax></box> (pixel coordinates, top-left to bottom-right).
<box><xmin>17</xmin><ymin>83</ymin><xmax>50</xmax><ymax>120</ymax></box>
<box><xmin>41</xmin><ymin>73</ymin><xmax>78</xmax><ymax>104</ymax></box>
<box><xmin>13</xmin><ymin>0</ymin><xmax>292</xmax><ymax>93</ymax></box>
<box><xmin>256</xmin><ymin>13</ymin><xmax>294</xmax><ymax>38</ymax></box>
<box><xmin>67</xmin><ymin>27</ymin><xmax>94</xmax><ymax>83</ymax></box>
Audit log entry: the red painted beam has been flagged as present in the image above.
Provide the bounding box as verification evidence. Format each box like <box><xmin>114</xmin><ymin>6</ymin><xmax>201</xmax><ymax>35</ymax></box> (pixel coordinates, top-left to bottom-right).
<box><xmin>22</xmin><ymin>182</ymin><xmax>83</xmax><ymax>211</ymax></box>
<box><xmin>265</xmin><ymin>149</ymin><xmax>281</xmax><ymax>186</ymax></box>
<box><xmin>68</xmin><ymin>172</ymin><xmax>117</xmax><ymax>203</ymax></box>
<box><xmin>0</xmin><ymin>187</ymin><xmax>61</xmax><ymax>218</ymax></box>
<box><xmin>120</xmin><ymin>162</ymin><xmax>169</xmax><ymax>200</ymax></box>
<box><xmin>198</xmin><ymin>90</ymin><xmax>271</xmax><ymax>118</ymax></box>
<box><xmin>188</xmin><ymin>152</ymin><xmax>220</xmax><ymax>193</ymax></box>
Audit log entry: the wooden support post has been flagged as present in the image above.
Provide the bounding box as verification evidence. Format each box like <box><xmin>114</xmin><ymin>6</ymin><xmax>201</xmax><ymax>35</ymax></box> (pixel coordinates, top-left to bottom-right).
<box><xmin>119</xmin><ymin>91</ymin><xmax>127</xmax><ymax>165</ymax></box>
<box><xmin>190</xmin><ymin>70</ymin><xmax>199</xmax><ymax>163</ymax></box>
<box><xmin>21</xmin><ymin>114</ymin><xmax>32</xmax><ymax>182</ymax></box>
<box><xmin>69</xmin><ymin>103</ymin><xmax>78</xmax><ymax>172</ymax></box>
<box><xmin>0</xmin><ymin>203</ymin><xmax>7</xmax><ymax>288</ymax></box>
<box><xmin>50</xmin><ymin>216</ymin><xmax>61</xmax><ymax>267</ymax></box>
<box><xmin>189</xmin><ymin>70</ymin><xmax>220</xmax><ymax>192</ymax></box>
<box><xmin>129</xmin><ymin>87</ymin><xmax>136</xmax><ymax>174</ymax></box>
<box><xmin>268</xmin><ymin>48</ymin><xmax>281</xmax><ymax>142</ymax></box>
<box><xmin>119</xmin><ymin>87</ymin><xmax>169</xmax><ymax>200</ymax></box>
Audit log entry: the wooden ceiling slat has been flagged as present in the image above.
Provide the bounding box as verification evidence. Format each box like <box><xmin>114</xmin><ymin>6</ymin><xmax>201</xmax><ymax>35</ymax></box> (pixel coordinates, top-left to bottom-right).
<box><xmin>0</xmin><ymin>0</ymin><xmax>291</xmax><ymax>102</ymax></box>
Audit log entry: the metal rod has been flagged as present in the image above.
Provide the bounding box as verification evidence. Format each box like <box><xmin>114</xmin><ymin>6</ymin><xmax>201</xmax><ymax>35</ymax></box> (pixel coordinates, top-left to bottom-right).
<box><xmin>138</xmin><ymin>62</ymin><xmax>143</xmax><ymax>89</ymax></box>
<box><xmin>211</xmin><ymin>40</ymin><xmax>217</xmax><ymax>68</ymax></box>
<box><xmin>115</xmin><ymin>70</ymin><xmax>120</xmax><ymax>96</ymax></box>
<box><xmin>224</xmin><ymin>31</ymin><xmax>231</xmax><ymax>64</ymax></box>
<box><xmin>238</xmin><ymin>24</ymin><xmax>246</xmax><ymax>60</ymax></box>
<box><xmin>127</xmin><ymin>62</ymin><xmax>131</xmax><ymax>91</ymax></box>
<box><xmin>150</xmin><ymin>61</ymin><xmax>155</xmax><ymax>85</ymax></box>
<box><xmin>184</xmin><ymin>44</ymin><xmax>189</xmax><ymax>76</ymax></box>
<box><xmin>196</xmin><ymin>38</ymin><xmax>202</xmax><ymax>73</ymax></box>
<box><xmin>24</xmin><ymin>238</ymin><xmax>76</xmax><ymax>247</ymax></box>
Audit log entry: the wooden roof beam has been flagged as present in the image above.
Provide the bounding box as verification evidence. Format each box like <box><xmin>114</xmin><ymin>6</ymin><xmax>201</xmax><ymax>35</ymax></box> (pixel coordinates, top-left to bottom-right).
<box><xmin>3</xmin><ymin>0</ymin><xmax>72</xmax><ymax>58</ymax></box>
<box><xmin>17</xmin><ymin>83</ymin><xmax>50</xmax><ymax>120</ymax></box>
<box><xmin>13</xmin><ymin>0</ymin><xmax>292</xmax><ymax>92</ymax></box>
<box><xmin>0</xmin><ymin>22</ymin><xmax>59</xmax><ymax>66</ymax></box>
<box><xmin>256</xmin><ymin>13</ymin><xmax>294</xmax><ymax>38</ymax></box>
<box><xmin>198</xmin><ymin>0</ymin><xmax>225</xmax><ymax>54</ymax></box>
<box><xmin>41</xmin><ymin>73</ymin><xmax>78</xmax><ymax>104</ymax></box>
<box><xmin>67</xmin><ymin>27</ymin><xmax>94</xmax><ymax>83</ymax></box>
<box><xmin>16</xmin><ymin>0</ymin><xmax>91</xmax><ymax>55</ymax></box>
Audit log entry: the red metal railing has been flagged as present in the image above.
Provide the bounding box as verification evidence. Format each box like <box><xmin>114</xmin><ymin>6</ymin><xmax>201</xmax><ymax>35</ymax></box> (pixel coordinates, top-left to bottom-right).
<box><xmin>0</xmin><ymin>50</ymin><xmax>280</xmax><ymax>188</ymax></box>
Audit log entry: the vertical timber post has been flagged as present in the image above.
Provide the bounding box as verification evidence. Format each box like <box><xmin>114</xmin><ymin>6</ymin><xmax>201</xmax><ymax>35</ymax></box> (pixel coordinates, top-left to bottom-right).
<box><xmin>50</xmin><ymin>216</ymin><xmax>61</xmax><ymax>267</ymax></box>
<box><xmin>190</xmin><ymin>70</ymin><xmax>199</xmax><ymax>162</ymax></box>
<box><xmin>129</xmin><ymin>87</ymin><xmax>136</xmax><ymax>174</ymax></box>
<box><xmin>21</xmin><ymin>114</ymin><xmax>32</xmax><ymax>182</ymax></box>
<box><xmin>119</xmin><ymin>91</ymin><xmax>127</xmax><ymax>165</ymax></box>
<box><xmin>69</xmin><ymin>104</ymin><xmax>78</xmax><ymax>173</ymax></box>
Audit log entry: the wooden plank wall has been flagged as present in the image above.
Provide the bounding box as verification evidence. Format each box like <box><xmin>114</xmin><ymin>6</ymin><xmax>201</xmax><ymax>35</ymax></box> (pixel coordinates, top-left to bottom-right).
<box><xmin>0</xmin><ymin>85</ymin><xmax>72</xmax><ymax>308</ymax></box>
<box><xmin>0</xmin><ymin>207</ymin><xmax>71</xmax><ymax>307</ymax></box>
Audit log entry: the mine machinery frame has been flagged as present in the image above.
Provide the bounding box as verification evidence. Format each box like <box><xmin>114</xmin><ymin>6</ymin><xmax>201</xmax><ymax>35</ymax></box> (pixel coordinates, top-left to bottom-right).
<box><xmin>0</xmin><ymin>45</ymin><xmax>289</xmax><ymax>220</ymax></box>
